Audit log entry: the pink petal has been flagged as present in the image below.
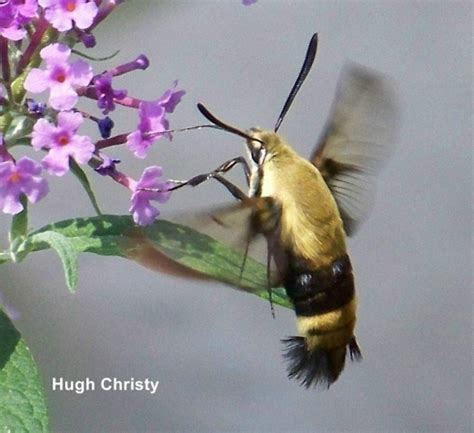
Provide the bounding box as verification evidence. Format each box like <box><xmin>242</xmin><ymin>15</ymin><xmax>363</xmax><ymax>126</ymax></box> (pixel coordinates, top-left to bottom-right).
<box><xmin>38</xmin><ymin>0</ymin><xmax>56</xmax><ymax>7</ymax></box>
<box><xmin>49</xmin><ymin>83</ymin><xmax>78</xmax><ymax>110</ymax></box>
<box><xmin>42</xmin><ymin>148</ymin><xmax>70</xmax><ymax>176</ymax></box>
<box><xmin>127</xmin><ymin>130</ymin><xmax>150</xmax><ymax>159</ymax></box>
<box><xmin>0</xmin><ymin>160</ymin><xmax>14</xmax><ymax>176</ymax></box>
<box><xmin>57</xmin><ymin>111</ymin><xmax>83</xmax><ymax>132</ymax></box>
<box><xmin>16</xmin><ymin>157</ymin><xmax>42</xmax><ymax>175</ymax></box>
<box><xmin>67</xmin><ymin>136</ymin><xmax>94</xmax><ymax>164</ymax></box>
<box><xmin>31</xmin><ymin>119</ymin><xmax>56</xmax><ymax>150</ymax></box>
<box><xmin>138</xmin><ymin>166</ymin><xmax>163</xmax><ymax>187</ymax></box>
<box><xmin>69</xmin><ymin>59</ymin><xmax>93</xmax><ymax>87</ymax></box>
<box><xmin>22</xmin><ymin>177</ymin><xmax>49</xmax><ymax>203</ymax></box>
<box><xmin>24</xmin><ymin>68</ymin><xmax>50</xmax><ymax>93</ymax></box>
<box><xmin>44</xmin><ymin>7</ymin><xmax>73</xmax><ymax>31</ymax></box>
<box><xmin>0</xmin><ymin>25</ymin><xmax>27</xmax><ymax>41</ymax></box>
<box><xmin>40</xmin><ymin>43</ymin><xmax>71</xmax><ymax>63</ymax></box>
<box><xmin>73</xmin><ymin>1</ymin><xmax>98</xmax><ymax>29</ymax></box>
<box><xmin>140</xmin><ymin>101</ymin><xmax>164</xmax><ymax>126</ymax></box>
<box><xmin>2</xmin><ymin>193</ymin><xmax>24</xmax><ymax>215</ymax></box>
<box><xmin>18</xmin><ymin>0</ymin><xmax>39</xmax><ymax>19</ymax></box>
<box><xmin>130</xmin><ymin>197</ymin><xmax>159</xmax><ymax>226</ymax></box>
<box><xmin>159</xmin><ymin>81</ymin><xmax>186</xmax><ymax>113</ymax></box>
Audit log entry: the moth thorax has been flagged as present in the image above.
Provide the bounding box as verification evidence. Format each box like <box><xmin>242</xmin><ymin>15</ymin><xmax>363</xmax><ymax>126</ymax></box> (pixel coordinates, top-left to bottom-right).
<box><xmin>251</xmin><ymin>197</ymin><xmax>281</xmax><ymax>234</ymax></box>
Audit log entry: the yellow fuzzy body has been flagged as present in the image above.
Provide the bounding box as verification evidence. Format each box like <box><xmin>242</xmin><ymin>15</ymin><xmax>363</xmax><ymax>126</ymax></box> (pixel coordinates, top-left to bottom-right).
<box><xmin>249</xmin><ymin>130</ymin><xmax>348</xmax><ymax>269</ymax></box>
<box><xmin>247</xmin><ymin>130</ymin><xmax>360</xmax><ymax>387</ymax></box>
<box><xmin>297</xmin><ymin>297</ymin><xmax>357</xmax><ymax>350</ymax></box>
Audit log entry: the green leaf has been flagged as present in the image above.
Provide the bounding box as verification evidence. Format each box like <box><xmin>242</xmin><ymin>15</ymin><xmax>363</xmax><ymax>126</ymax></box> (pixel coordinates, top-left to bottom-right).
<box><xmin>30</xmin><ymin>215</ymin><xmax>291</xmax><ymax>309</ymax></box>
<box><xmin>4</xmin><ymin>115</ymin><xmax>35</xmax><ymax>142</ymax></box>
<box><xmin>140</xmin><ymin>219</ymin><xmax>291</xmax><ymax>308</ymax></box>
<box><xmin>69</xmin><ymin>160</ymin><xmax>102</xmax><ymax>216</ymax></box>
<box><xmin>0</xmin><ymin>309</ymin><xmax>49</xmax><ymax>432</ymax></box>
<box><xmin>9</xmin><ymin>197</ymin><xmax>30</xmax><ymax>263</ymax></box>
<box><xmin>30</xmin><ymin>215</ymin><xmax>137</xmax><ymax>257</ymax></box>
<box><xmin>9</xmin><ymin>196</ymin><xmax>28</xmax><ymax>243</ymax></box>
<box><xmin>71</xmin><ymin>48</ymin><xmax>120</xmax><ymax>61</ymax></box>
<box><xmin>0</xmin><ymin>252</ymin><xmax>10</xmax><ymax>264</ymax></box>
<box><xmin>0</xmin><ymin>112</ymin><xmax>13</xmax><ymax>135</ymax></box>
<box><xmin>29</xmin><ymin>231</ymin><xmax>78</xmax><ymax>292</ymax></box>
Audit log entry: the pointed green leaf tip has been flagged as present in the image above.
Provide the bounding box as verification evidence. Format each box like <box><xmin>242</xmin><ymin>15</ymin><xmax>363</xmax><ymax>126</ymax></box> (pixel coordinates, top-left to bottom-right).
<box><xmin>29</xmin><ymin>231</ymin><xmax>78</xmax><ymax>292</ymax></box>
<box><xmin>70</xmin><ymin>160</ymin><xmax>102</xmax><ymax>216</ymax></box>
<box><xmin>0</xmin><ymin>310</ymin><xmax>49</xmax><ymax>431</ymax></box>
<box><xmin>9</xmin><ymin>196</ymin><xmax>28</xmax><ymax>244</ymax></box>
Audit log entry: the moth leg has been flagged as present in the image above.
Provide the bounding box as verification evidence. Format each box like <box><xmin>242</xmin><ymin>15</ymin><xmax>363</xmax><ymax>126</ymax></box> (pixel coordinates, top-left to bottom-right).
<box><xmin>217</xmin><ymin>156</ymin><xmax>250</xmax><ymax>185</ymax></box>
<box><xmin>251</xmin><ymin>197</ymin><xmax>282</xmax><ymax>318</ymax></box>
<box><xmin>267</xmin><ymin>243</ymin><xmax>275</xmax><ymax>319</ymax></box>
<box><xmin>167</xmin><ymin>156</ymin><xmax>250</xmax><ymax>200</ymax></box>
<box><xmin>171</xmin><ymin>156</ymin><xmax>249</xmax><ymax>186</ymax></box>
<box><xmin>213</xmin><ymin>174</ymin><xmax>248</xmax><ymax>201</ymax></box>
<box><xmin>238</xmin><ymin>226</ymin><xmax>254</xmax><ymax>283</ymax></box>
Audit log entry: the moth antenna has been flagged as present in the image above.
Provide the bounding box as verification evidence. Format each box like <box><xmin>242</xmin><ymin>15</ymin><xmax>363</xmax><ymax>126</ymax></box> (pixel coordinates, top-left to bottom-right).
<box><xmin>197</xmin><ymin>103</ymin><xmax>265</xmax><ymax>145</ymax></box>
<box><xmin>274</xmin><ymin>33</ymin><xmax>319</xmax><ymax>132</ymax></box>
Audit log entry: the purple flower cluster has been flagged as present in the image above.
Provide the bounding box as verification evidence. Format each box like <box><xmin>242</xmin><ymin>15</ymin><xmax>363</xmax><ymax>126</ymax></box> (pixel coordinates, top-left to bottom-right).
<box><xmin>1</xmin><ymin>1</ymin><xmax>185</xmax><ymax>225</ymax></box>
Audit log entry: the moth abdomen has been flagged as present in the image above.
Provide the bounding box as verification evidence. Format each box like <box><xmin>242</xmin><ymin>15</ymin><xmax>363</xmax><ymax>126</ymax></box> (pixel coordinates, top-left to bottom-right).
<box><xmin>282</xmin><ymin>255</ymin><xmax>361</xmax><ymax>388</ymax></box>
<box><xmin>282</xmin><ymin>335</ymin><xmax>361</xmax><ymax>389</ymax></box>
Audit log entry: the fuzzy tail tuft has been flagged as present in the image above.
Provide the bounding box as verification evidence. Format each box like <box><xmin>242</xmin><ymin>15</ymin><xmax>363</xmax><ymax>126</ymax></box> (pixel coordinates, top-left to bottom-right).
<box><xmin>281</xmin><ymin>336</ymin><xmax>362</xmax><ymax>389</ymax></box>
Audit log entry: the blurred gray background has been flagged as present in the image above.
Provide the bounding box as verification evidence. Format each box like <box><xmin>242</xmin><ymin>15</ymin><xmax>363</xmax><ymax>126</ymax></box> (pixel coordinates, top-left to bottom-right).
<box><xmin>0</xmin><ymin>1</ymin><xmax>472</xmax><ymax>432</ymax></box>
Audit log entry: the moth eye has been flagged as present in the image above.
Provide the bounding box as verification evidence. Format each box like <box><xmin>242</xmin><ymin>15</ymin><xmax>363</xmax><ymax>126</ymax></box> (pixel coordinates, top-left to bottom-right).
<box><xmin>250</xmin><ymin>145</ymin><xmax>267</xmax><ymax>165</ymax></box>
<box><xmin>251</xmin><ymin>145</ymin><xmax>262</xmax><ymax>164</ymax></box>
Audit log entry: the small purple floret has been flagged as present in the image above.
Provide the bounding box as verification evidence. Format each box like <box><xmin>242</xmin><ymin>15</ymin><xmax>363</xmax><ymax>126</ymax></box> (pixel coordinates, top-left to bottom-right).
<box><xmin>0</xmin><ymin>157</ymin><xmax>48</xmax><ymax>215</ymax></box>
<box><xmin>24</xmin><ymin>43</ymin><xmax>93</xmax><ymax>111</ymax></box>
<box><xmin>26</xmin><ymin>98</ymin><xmax>46</xmax><ymax>116</ymax></box>
<box><xmin>127</xmin><ymin>101</ymin><xmax>166</xmax><ymax>159</ymax></box>
<box><xmin>31</xmin><ymin>111</ymin><xmax>94</xmax><ymax>176</ymax></box>
<box><xmin>129</xmin><ymin>166</ymin><xmax>171</xmax><ymax>225</ymax></box>
<box><xmin>135</xmin><ymin>54</ymin><xmax>149</xmax><ymax>70</ymax></box>
<box><xmin>95</xmin><ymin>154</ymin><xmax>120</xmax><ymax>176</ymax></box>
<box><xmin>126</xmin><ymin>81</ymin><xmax>185</xmax><ymax>158</ymax></box>
<box><xmin>93</xmin><ymin>72</ymin><xmax>127</xmax><ymax>114</ymax></box>
<box><xmin>39</xmin><ymin>0</ymin><xmax>98</xmax><ymax>32</ymax></box>
<box><xmin>80</xmin><ymin>31</ymin><xmax>96</xmax><ymax>48</ymax></box>
<box><xmin>160</xmin><ymin>81</ymin><xmax>186</xmax><ymax>114</ymax></box>
<box><xmin>109</xmin><ymin>54</ymin><xmax>150</xmax><ymax>77</ymax></box>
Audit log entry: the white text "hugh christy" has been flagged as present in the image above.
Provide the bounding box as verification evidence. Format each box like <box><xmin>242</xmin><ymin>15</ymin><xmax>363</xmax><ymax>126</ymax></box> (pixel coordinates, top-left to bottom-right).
<box><xmin>52</xmin><ymin>377</ymin><xmax>159</xmax><ymax>394</ymax></box>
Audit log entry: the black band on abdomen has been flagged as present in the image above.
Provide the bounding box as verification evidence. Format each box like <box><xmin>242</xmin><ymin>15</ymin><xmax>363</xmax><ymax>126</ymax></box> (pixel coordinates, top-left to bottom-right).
<box><xmin>284</xmin><ymin>255</ymin><xmax>355</xmax><ymax>316</ymax></box>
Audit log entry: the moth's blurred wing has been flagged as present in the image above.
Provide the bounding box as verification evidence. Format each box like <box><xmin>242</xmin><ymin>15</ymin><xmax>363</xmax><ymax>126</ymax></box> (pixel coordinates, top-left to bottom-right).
<box><xmin>120</xmin><ymin>200</ymin><xmax>286</xmax><ymax>303</ymax></box>
<box><xmin>311</xmin><ymin>64</ymin><xmax>398</xmax><ymax>235</ymax></box>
